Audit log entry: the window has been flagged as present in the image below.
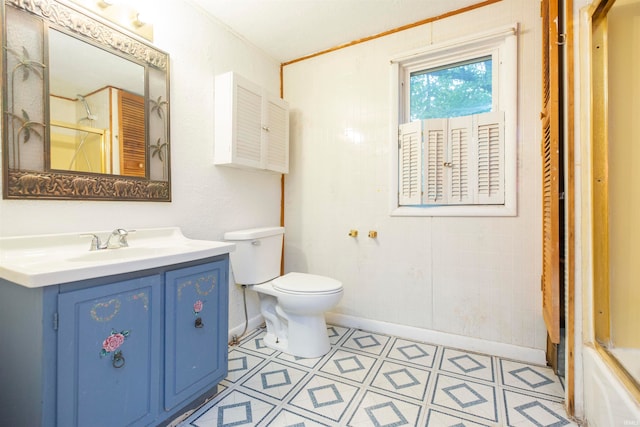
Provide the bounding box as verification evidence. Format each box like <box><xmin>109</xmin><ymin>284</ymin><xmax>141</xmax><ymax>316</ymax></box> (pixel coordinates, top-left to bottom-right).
<box><xmin>390</xmin><ymin>25</ymin><xmax>518</xmax><ymax>216</ymax></box>
<box><xmin>410</xmin><ymin>57</ymin><xmax>493</xmax><ymax>121</ymax></box>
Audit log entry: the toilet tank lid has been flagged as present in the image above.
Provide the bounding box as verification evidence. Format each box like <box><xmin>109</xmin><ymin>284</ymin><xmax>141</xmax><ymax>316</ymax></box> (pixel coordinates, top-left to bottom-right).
<box><xmin>224</xmin><ymin>226</ymin><xmax>284</xmax><ymax>240</ymax></box>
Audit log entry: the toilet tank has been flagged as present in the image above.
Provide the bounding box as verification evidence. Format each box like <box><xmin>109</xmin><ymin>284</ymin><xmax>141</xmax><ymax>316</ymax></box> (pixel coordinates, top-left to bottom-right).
<box><xmin>223</xmin><ymin>226</ymin><xmax>284</xmax><ymax>284</ymax></box>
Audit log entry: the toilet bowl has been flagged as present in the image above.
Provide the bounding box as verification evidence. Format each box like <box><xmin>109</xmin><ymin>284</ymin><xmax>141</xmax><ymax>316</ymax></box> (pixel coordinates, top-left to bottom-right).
<box><xmin>224</xmin><ymin>227</ymin><xmax>343</xmax><ymax>358</ymax></box>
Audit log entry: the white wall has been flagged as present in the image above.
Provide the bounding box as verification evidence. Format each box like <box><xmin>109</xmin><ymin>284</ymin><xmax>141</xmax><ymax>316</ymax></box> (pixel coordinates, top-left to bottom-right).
<box><xmin>282</xmin><ymin>0</ymin><xmax>545</xmax><ymax>356</ymax></box>
<box><xmin>0</xmin><ymin>0</ymin><xmax>282</xmax><ymax>333</ymax></box>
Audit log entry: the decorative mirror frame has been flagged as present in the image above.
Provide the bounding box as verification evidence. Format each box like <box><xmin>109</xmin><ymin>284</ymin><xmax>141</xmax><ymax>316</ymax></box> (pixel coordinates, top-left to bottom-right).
<box><xmin>1</xmin><ymin>0</ymin><xmax>171</xmax><ymax>201</ymax></box>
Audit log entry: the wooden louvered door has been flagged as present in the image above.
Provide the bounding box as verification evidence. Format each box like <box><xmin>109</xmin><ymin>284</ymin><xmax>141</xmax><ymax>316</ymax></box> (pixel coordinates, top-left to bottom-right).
<box><xmin>119</xmin><ymin>91</ymin><xmax>146</xmax><ymax>177</ymax></box>
<box><xmin>541</xmin><ymin>0</ymin><xmax>561</xmax><ymax>348</ymax></box>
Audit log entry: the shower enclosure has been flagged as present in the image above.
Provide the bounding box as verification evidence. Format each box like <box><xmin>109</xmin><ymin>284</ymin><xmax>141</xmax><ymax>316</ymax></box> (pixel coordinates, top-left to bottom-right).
<box><xmin>592</xmin><ymin>0</ymin><xmax>640</xmax><ymax>393</ymax></box>
<box><xmin>50</xmin><ymin>121</ymin><xmax>108</xmax><ymax>173</ymax></box>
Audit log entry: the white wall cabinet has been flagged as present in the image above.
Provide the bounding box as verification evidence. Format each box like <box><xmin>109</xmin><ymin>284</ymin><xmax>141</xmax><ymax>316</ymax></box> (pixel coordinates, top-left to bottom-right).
<box><xmin>215</xmin><ymin>72</ymin><xmax>289</xmax><ymax>173</ymax></box>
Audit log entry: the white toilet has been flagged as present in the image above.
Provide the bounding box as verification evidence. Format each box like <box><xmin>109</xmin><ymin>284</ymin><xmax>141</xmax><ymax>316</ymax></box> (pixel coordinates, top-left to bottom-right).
<box><xmin>224</xmin><ymin>226</ymin><xmax>343</xmax><ymax>358</ymax></box>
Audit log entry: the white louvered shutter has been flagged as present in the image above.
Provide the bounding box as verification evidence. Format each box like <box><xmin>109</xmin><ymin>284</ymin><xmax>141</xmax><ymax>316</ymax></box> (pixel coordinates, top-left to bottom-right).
<box><xmin>264</xmin><ymin>96</ymin><xmax>289</xmax><ymax>173</ymax></box>
<box><xmin>234</xmin><ymin>83</ymin><xmax>262</xmax><ymax>167</ymax></box>
<box><xmin>447</xmin><ymin>115</ymin><xmax>474</xmax><ymax>204</ymax></box>
<box><xmin>476</xmin><ymin>111</ymin><xmax>504</xmax><ymax>204</ymax></box>
<box><xmin>424</xmin><ymin>118</ymin><xmax>447</xmax><ymax>204</ymax></box>
<box><xmin>398</xmin><ymin>121</ymin><xmax>422</xmax><ymax>205</ymax></box>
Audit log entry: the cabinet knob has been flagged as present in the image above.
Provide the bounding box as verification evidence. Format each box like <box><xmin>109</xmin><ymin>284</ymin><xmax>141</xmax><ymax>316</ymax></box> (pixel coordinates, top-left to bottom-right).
<box><xmin>195</xmin><ymin>317</ymin><xmax>204</xmax><ymax>328</ymax></box>
<box><xmin>112</xmin><ymin>350</ymin><xmax>125</xmax><ymax>368</ymax></box>
<box><xmin>262</xmin><ymin>125</ymin><xmax>270</xmax><ymax>132</ymax></box>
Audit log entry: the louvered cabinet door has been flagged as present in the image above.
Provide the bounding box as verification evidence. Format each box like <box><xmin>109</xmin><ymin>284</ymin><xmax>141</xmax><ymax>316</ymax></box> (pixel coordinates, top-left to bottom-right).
<box><xmin>234</xmin><ymin>83</ymin><xmax>263</xmax><ymax>168</ymax></box>
<box><xmin>264</xmin><ymin>96</ymin><xmax>289</xmax><ymax>173</ymax></box>
<box><xmin>214</xmin><ymin>72</ymin><xmax>290</xmax><ymax>173</ymax></box>
<box><xmin>119</xmin><ymin>91</ymin><xmax>146</xmax><ymax>177</ymax></box>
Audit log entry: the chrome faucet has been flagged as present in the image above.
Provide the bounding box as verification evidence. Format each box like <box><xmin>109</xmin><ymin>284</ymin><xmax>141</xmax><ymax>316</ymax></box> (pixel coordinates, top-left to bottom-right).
<box><xmin>82</xmin><ymin>228</ymin><xmax>133</xmax><ymax>251</ymax></box>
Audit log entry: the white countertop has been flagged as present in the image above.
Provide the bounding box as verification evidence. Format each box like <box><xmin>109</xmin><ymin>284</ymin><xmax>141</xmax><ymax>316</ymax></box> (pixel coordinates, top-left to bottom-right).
<box><xmin>0</xmin><ymin>227</ymin><xmax>235</xmax><ymax>288</ymax></box>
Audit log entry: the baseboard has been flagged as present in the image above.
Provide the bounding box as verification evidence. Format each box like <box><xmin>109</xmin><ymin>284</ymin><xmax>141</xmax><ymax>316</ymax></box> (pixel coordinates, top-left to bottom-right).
<box><xmin>326</xmin><ymin>312</ymin><xmax>547</xmax><ymax>366</ymax></box>
<box><xmin>228</xmin><ymin>313</ymin><xmax>264</xmax><ymax>343</ymax></box>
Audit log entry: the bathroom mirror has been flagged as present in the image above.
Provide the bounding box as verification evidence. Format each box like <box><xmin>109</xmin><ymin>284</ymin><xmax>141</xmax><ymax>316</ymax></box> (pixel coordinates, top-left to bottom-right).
<box><xmin>2</xmin><ymin>0</ymin><xmax>171</xmax><ymax>200</ymax></box>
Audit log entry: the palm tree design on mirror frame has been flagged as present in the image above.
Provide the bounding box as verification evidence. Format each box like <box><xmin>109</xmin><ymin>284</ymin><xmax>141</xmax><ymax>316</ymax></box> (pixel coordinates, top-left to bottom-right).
<box><xmin>4</xmin><ymin>45</ymin><xmax>46</xmax><ymax>170</ymax></box>
<box><xmin>149</xmin><ymin>95</ymin><xmax>169</xmax><ymax>180</ymax></box>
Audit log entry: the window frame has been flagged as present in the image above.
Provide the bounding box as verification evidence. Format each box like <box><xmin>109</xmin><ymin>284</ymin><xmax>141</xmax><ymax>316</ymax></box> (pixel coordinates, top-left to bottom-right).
<box><xmin>389</xmin><ymin>24</ymin><xmax>518</xmax><ymax>217</ymax></box>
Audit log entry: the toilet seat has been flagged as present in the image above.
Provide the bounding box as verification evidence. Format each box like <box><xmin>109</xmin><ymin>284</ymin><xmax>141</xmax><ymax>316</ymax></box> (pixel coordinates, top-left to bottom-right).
<box><xmin>272</xmin><ymin>272</ymin><xmax>342</xmax><ymax>295</ymax></box>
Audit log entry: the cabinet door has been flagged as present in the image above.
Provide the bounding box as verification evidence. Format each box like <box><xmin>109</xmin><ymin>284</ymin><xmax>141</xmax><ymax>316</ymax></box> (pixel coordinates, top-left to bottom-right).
<box><xmin>57</xmin><ymin>276</ymin><xmax>161</xmax><ymax>427</ymax></box>
<box><xmin>164</xmin><ymin>260</ymin><xmax>229</xmax><ymax>410</ymax></box>
<box><xmin>264</xmin><ymin>95</ymin><xmax>289</xmax><ymax>173</ymax></box>
<box><xmin>233</xmin><ymin>77</ymin><xmax>263</xmax><ymax>168</ymax></box>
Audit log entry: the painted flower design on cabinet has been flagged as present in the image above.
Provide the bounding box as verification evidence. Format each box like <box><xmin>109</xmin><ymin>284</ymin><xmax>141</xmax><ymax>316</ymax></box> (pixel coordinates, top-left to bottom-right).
<box><xmin>193</xmin><ymin>300</ymin><xmax>204</xmax><ymax>315</ymax></box>
<box><xmin>100</xmin><ymin>329</ymin><xmax>130</xmax><ymax>357</ymax></box>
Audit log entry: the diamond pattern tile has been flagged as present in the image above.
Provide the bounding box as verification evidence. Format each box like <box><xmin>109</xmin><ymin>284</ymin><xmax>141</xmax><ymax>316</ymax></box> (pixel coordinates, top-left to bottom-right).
<box><xmin>387</xmin><ymin>338</ymin><xmax>438</xmax><ymax>368</ymax></box>
<box><xmin>226</xmin><ymin>349</ymin><xmax>266</xmax><ymax>383</ymax></box>
<box><xmin>342</xmin><ymin>329</ymin><xmax>390</xmax><ymax>355</ymax></box>
<box><xmin>425</xmin><ymin>408</ymin><xmax>491</xmax><ymax>426</ymax></box>
<box><xmin>431</xmin><ymin>374</ymin><xmax>498</xmax><ymax>422</ymax></box>
<box><xmin>241</xmin><ymin>361</ymin><xmax>307</xmax><ymax>400</ymax></box>
<box><xmin>348</xmin><ymin>390</ymin><xmax>422</xmax><ymax>427</ymax></box>
<box><xmin>177</xmin><ymin>326</ymin><xmax>576</xmax><ymax>427</ymax></box>
<box><xmin>440</xmin><ymin>348</ymin><xmax>495</xmax><ymax>382</ymax></box>
<box><xmin>370</xmin><ymin>360</ymin><xmax>431</xmax><ymax>401</ymax></box>
<box><xmin>289</xmin><ymin>375</ymin><xmax>359</xmax><ymax>422</ymax></box>
<box><xmin>320</xmin><ymin>349</ymin><xmax>377</xmax><ymax>383</ymax></box>
<box><xmin>189</xmin><ymin>390</ymin><xmax>274</xmax><ymax>427</ymax></box>
<box><xmin>504</xmin><ymin>389</ymin><xmax>575</xmax><ymax>426</ymax></box>
<box><xmin>500</xmin><ymin>359</ymin><xmax>565</xmax><ymax>399</ymax></box>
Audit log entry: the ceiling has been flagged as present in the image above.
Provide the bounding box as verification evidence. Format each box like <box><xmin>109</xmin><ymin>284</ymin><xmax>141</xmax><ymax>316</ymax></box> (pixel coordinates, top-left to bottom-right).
<box><xmin>187</xmin><ymin>0</ymin><xmax>486</xmax><ymax>63</ymax></box>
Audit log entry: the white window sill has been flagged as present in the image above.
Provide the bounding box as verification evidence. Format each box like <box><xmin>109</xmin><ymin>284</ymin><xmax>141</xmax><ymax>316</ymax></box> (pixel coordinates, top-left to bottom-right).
<box><xmin>390</xmin><ymin>203</ymin><xmax>517</xmax><ymax>217</ymax></box>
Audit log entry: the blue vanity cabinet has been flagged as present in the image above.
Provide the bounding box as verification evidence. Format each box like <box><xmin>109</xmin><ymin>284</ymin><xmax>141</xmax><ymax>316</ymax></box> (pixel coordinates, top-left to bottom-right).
<box><xmin>56</xmin><ymin>275</ymin><xmax>162</xmax><ymax>427</ymax></box>
<box><xmin>0</xmin><ymin>255</ymin><xmax>230</xmax><ymax>427</ymax></box>
<box><xmin>164</xmin><ymin>260</ymin><xmax>229</xmax><ymax>411</ymax></box>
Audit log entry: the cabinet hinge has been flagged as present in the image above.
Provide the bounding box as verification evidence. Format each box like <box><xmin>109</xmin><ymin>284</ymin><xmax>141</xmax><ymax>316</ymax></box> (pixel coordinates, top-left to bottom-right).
<box><xmin>53</xmin><ymin>312</ymin><xmax>59</xmax><ymax>331</ymax></box>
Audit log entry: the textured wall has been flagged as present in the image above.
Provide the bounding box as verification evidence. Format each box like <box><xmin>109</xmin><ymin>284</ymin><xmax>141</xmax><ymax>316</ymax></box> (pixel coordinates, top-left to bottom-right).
<box><xmin>282</xmin><ymin>0</ymin><xmax>545</xmax><ymax>350</ymax></box>
<box><xmin>0</xmin><ymin>0</ymin><xmax>282</xmax><ymax>334</ymax></box>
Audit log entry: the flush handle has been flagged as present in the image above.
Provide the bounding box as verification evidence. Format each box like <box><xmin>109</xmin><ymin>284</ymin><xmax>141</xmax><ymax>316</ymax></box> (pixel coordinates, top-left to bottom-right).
<box><xmin>251</xmin><ymin>240</ymin><xmax>261</xmax><ymax>246</ymax></box>
<box><xmin>195</xmin><ymin>317</ymin><xmax>204</xmax><ymax>328</ymax></box>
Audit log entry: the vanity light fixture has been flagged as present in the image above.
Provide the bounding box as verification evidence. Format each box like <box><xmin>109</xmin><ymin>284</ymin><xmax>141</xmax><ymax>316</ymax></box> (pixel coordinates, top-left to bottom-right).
<box><xmin>70</xmin><ymin>0</ymin><xmax>154</xmax><ymax>41</ymax></box>
<box><xmin>132</xmin><ymin>12</ymin><xmax>145</xmax><ymax>27</ymax></box>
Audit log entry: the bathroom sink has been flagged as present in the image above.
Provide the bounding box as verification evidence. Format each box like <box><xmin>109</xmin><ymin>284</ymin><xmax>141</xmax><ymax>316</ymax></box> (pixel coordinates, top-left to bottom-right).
<box><xmin>0</xmin><ymin>227</ymin><xmax>235</xmax><ymax>288</ymax></box>
<box><xmin>67</xmin><ymin>246</ymin><xmax>169</xmax><ymax>262</ymax></box>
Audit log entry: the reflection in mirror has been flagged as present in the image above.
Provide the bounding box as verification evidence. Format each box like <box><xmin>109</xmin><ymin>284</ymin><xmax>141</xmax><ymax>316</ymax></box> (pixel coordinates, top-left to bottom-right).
<box><xmin>48</xmin><ymin>28</ymin><xmax>146</xmax><ymax>176</ymax></box>
<box><xmin>2</xmin><ymin>0</ymin><xmax>171</xmax><ymax>201</ymax></box>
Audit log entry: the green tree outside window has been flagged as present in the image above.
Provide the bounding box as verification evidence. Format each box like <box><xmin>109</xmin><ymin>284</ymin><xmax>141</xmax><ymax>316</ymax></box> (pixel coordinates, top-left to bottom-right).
<box><xmin>410</xmin><ymin>57</ymin><xmax>492</xmax><ymax>121</ymax></box>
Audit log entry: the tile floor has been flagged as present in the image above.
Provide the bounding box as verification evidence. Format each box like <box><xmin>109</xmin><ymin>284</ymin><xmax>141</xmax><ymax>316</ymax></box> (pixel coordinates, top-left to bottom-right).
<box><xmin>177</xmin><ymin>326</ymin><xmax>579</xmax><ymax>427</ymax></box>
